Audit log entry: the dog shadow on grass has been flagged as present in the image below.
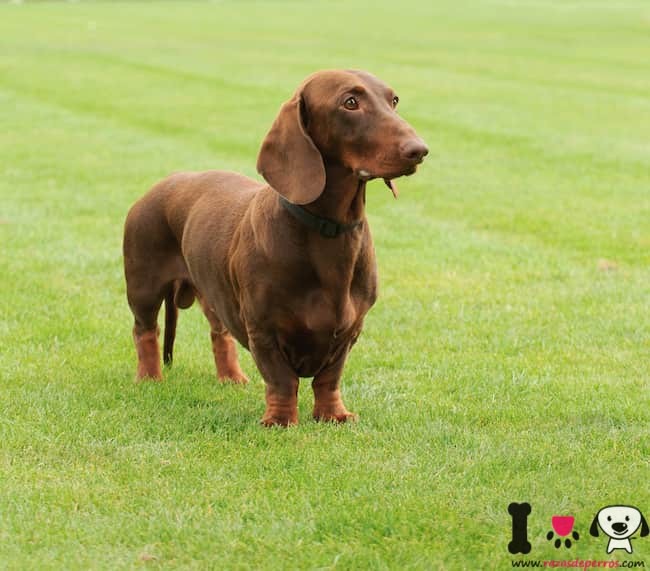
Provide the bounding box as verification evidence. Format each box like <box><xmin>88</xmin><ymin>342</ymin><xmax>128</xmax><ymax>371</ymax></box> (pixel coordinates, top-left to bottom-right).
<box><xmin>123</xmin><ymin>364</ymin><xmax>259</xmax><ymax>437</ymax></box>
<box><xmin>120</xmin><ymin>360</ymin><xmax>366</xmax><ymax>437</ymax></box>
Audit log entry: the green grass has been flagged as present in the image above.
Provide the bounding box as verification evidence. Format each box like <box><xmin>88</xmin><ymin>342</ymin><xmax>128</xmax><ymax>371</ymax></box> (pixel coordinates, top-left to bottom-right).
<box><xmin>1</xmin><ymin>1</ymin><xmax>649</xmax><ymax>568</ymax></box>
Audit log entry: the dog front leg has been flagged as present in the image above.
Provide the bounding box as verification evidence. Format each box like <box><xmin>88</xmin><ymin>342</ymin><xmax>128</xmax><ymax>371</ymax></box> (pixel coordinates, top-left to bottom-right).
<box><xmin>312</xmin><ymin>345</ymin><xmax>357</xmax><ymax>423</ymax></box>
<box><xmin>249</xmin><ymin>337</ymin><xmax>299</xmax><ymax>427</ymax></box>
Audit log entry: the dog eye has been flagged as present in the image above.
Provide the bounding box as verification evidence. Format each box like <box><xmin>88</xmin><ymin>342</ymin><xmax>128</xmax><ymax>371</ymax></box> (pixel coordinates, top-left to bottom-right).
<box><xmin>626</xmin><ymin>516</ymin><xmax>630</xmax><ymax>521</ymax></box>
<box><xmin>392</xmin><ymin>95</ymin><xmax>399</xmax><ymax>107</ymax></box>
<box><xmin>343</xmin><ymin>96</ymin><xmax>359</xmax><ymax>110</ymax></box>
<box><xmin>607</xmin><ymin>516</ymin><xmax>612</xmax><ymax>521</ymax></box>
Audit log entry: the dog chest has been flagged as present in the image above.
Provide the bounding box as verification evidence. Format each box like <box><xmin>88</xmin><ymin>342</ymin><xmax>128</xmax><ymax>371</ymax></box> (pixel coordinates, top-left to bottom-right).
<box><xmin>301</xmin><ymin>288</ymin><xmax>356</xmax><ymax>333</ymax></box>
<box><xmin>274</xmin><ymin>289</ymin><xmax>362</xmax><ymax>377</ymax></box>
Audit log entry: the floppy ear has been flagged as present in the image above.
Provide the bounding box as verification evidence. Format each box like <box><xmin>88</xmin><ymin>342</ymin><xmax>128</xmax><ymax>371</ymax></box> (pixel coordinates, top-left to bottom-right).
<box><xmin>256</xmin><ymin>92</ymin><xmax>326</xmax><ymax>205</ymax></box>
<box><xmin>590</xmin><ymin>515</ymin><xmax>600</xmax><ymax>537</ymax></box>
<box><xmin>640</xmin><ymin>512</ymin><xmax>649</xmax><ymax>537</ymax></box>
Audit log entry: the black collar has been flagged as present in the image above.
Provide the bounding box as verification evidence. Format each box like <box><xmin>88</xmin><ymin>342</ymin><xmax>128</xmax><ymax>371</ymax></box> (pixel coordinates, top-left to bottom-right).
<box><xmin>279</xmin><ymin>196</ymin><xmax>363</xmax><ymax>238</ymax></box>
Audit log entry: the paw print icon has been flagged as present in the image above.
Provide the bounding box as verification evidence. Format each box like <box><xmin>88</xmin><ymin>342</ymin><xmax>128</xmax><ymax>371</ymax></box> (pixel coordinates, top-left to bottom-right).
<box><xmin>547</xmin><ymin>516</ymin><xmax>580</xmax><ymax>549</ymax></box>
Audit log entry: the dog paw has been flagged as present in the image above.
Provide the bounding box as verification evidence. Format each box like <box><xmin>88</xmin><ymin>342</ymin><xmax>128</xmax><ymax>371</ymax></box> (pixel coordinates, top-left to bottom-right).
<box><xmin>260</xmin><ymin>414</ymin><xmax>298</xmax><ymax>427</ymax></box>
<box><xmin>218</xmin><ymin>372</ymin><xmax>249</xmax><ymax>385</ymax></box>
<box><xmin>134</xmin><ymin>373</ymin><xmax>163</xmax><ymax>383</ymax></box>
<box><xmin>313</xmin><ymin>410</ymin><xmax>358</xmax><ymax>423</ymax></box>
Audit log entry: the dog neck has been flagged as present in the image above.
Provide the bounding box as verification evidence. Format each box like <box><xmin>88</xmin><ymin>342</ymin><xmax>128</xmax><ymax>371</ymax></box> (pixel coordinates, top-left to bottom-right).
<box><xmin>304</xmin><ymin>164</ymin><xmax>366</xmax><ymax>225</ymax></box>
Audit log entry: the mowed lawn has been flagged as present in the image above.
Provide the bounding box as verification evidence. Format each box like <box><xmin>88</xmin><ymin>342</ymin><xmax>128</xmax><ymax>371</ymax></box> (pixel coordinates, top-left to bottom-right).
<box><xmin>1</xmin><ymin>1</ymin><xmax>649</xmax><ymax>569</ymax></box>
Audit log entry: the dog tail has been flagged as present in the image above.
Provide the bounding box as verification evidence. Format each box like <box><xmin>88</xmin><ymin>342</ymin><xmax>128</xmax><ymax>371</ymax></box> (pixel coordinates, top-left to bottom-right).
<box><xmin>163</xmin><ymin>287</ymin><xmax>178</xmax><ymax>366</ymax></box>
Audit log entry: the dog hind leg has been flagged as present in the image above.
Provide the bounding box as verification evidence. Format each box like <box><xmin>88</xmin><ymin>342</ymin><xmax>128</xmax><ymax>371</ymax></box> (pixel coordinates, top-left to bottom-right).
<box><xmin>197</xmin><ymin>296</ymin><xmax>248</xmax><ymax>384</ymax></box>
<box><xmin>129</xmin><ymin>293</ymin><xmax>166</xmax><ymax>381</ymax></box>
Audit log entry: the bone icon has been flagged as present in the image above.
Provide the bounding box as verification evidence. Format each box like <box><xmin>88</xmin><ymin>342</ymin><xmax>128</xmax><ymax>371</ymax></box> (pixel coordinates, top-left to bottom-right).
<box><xmin>508</xmin><ymin>502</ymin><xmax>532</xmax><ymax>554</ymax></box>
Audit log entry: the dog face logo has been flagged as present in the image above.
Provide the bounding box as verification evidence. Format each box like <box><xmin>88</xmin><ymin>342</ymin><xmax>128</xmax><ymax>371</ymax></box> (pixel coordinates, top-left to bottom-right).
<box><xmin>590</xmin><ymin>505</ymin><xmax>649</xmax><ymax>554</ymax></box>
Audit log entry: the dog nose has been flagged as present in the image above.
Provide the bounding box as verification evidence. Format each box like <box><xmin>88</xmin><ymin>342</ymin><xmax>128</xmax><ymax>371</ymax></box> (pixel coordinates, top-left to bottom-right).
<box><xmin>612</xmin><ymin>522</ymin><xmax>628</xmax><ymax>534</ymax></box>
<box><xmin>400</xmin><ymin>138</ymin><xmax>429</xmax><ymax>163</ymax></box>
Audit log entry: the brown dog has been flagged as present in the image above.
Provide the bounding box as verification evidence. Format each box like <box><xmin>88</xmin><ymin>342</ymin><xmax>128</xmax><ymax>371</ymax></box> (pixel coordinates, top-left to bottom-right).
<box><xmin>123</xmin><ymin>70</ymin><xmax>427</xmax><ymax>426</ymax></box>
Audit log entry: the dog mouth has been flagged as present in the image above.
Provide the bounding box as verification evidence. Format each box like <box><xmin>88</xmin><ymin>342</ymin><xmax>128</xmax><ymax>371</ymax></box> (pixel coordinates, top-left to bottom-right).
<box><xmin>356</xmin><ymin>165</ymin><xmax>419</xmax><ymax>199</ymax></box>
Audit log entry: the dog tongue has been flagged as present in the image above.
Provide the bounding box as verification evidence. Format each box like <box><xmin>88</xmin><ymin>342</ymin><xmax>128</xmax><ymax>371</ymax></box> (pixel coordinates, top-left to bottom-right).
<box><xmin>384</xmin><ymin>178</ymin><xmax>398</xmax><ymax>199</ymax></box>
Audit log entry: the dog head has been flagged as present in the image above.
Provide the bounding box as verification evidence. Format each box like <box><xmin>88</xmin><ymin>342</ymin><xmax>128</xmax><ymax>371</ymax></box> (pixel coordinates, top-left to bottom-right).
<box><xmin>257</xmin><ymin>69</ymin><xmax>428</xmax><ymax>205</ymax></box>
<box><xmin>590</xmin><ymin>506</ymin><xmax>649</xmax><ymax>540</ymax></box>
